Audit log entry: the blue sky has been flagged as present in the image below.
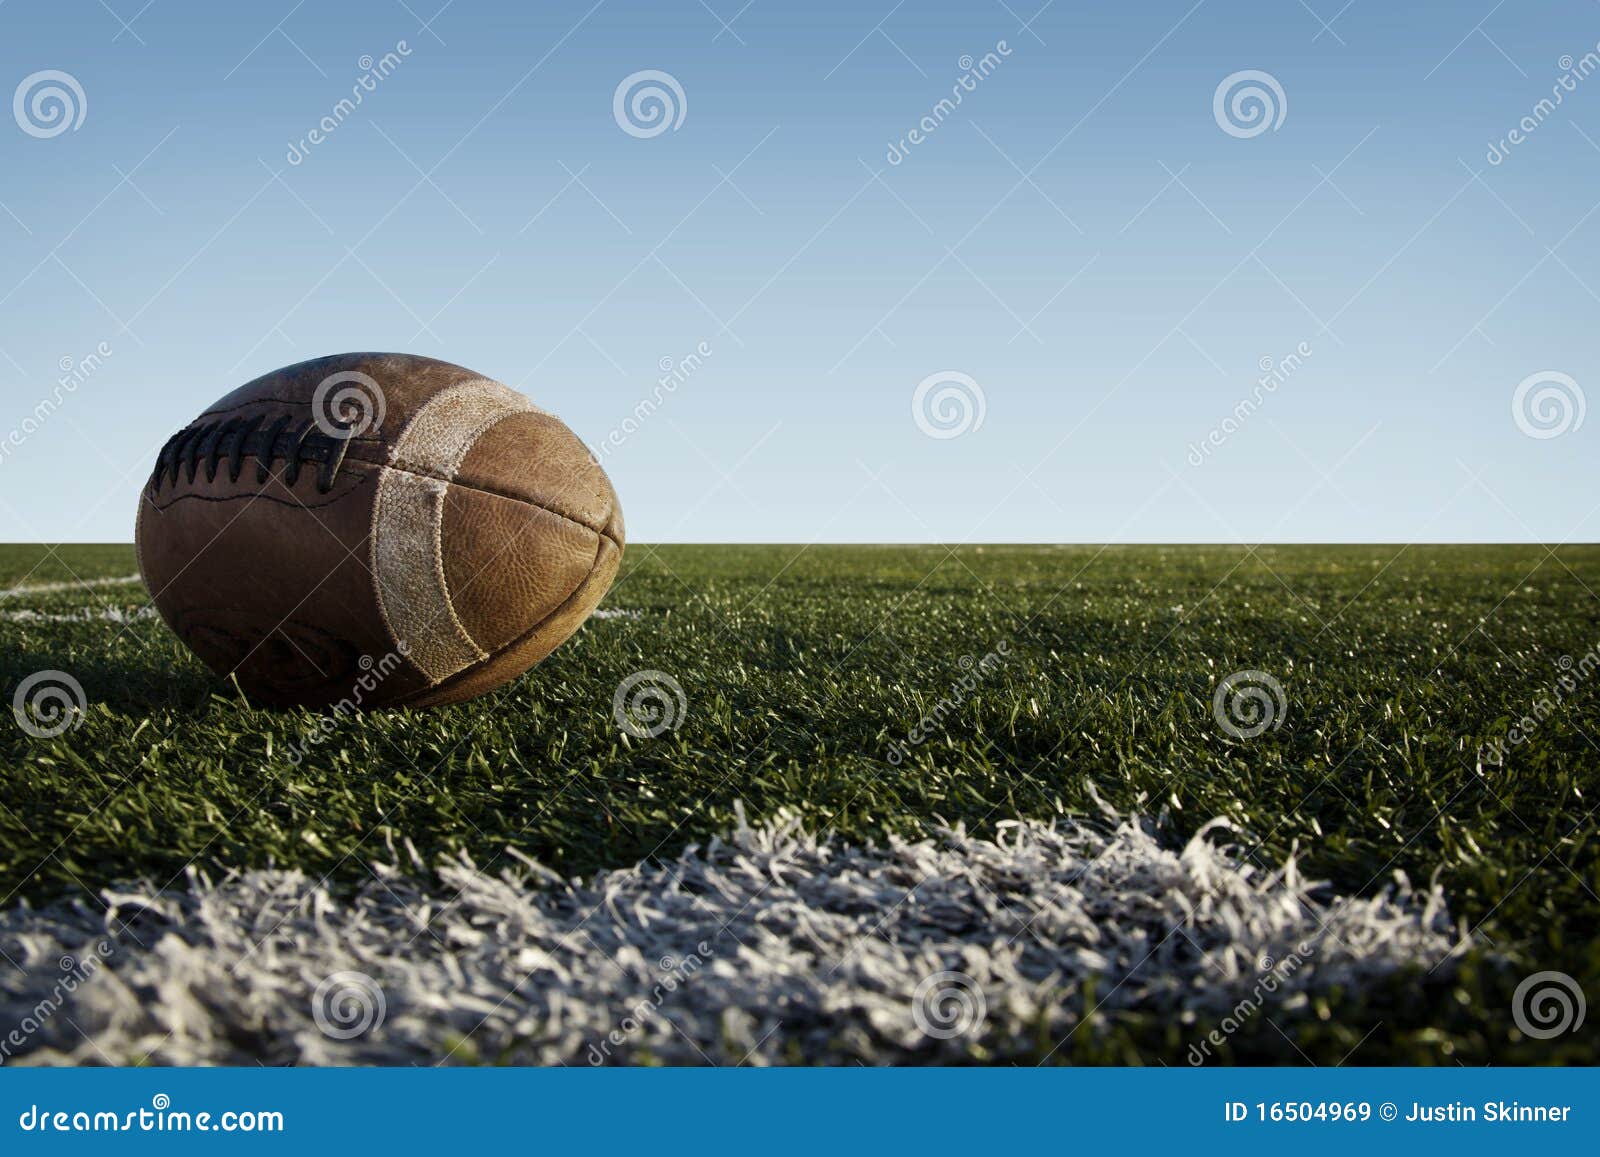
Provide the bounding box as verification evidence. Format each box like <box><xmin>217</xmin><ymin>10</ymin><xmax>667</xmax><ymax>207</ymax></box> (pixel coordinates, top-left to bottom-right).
<box><xmin>0</xmin><ymin>0</ymin><xmax>1595</xmax><ymax>542</ymax></box>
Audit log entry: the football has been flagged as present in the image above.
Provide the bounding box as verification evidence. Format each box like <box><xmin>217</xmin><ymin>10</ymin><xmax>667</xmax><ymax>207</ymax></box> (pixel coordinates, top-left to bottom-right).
<box><xmin>135</xmin><ymin>352</ymin><xmax>624</xmax><ymax>709</ymax></box>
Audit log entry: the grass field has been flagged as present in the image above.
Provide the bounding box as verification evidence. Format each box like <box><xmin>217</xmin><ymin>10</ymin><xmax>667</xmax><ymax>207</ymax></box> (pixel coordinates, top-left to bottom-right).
<box><xmin>1</xmin><ymin>542</ymin><xmax>1597</xmax><ymax>1065</ymax></box>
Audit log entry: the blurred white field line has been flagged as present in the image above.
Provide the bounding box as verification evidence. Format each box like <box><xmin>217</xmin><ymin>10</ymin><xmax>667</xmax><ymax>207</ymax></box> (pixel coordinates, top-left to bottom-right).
<box><xmin>0</xmin><ymin>807</ymin><xmax>1462</xmax><ymax>1066</ymax></box>
<box><xmin>0</xmin><ymin>565</ymin><xmax>156</xmax><ymax>648</ymax></box>
<box><xmin>2</xmin><ymin>606</ymin><xmax>155</xmax><ymax>625</ymax></box>
<box><xmin>0</xmin><ymin>574</ymin><xmax>142</xmax><ymax>600</ymax></box>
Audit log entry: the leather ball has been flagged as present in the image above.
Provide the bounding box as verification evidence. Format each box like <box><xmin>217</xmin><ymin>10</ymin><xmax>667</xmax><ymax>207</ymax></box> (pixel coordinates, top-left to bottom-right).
<box><xmin>135</xmin><ymin>353</ymin><xmax>624</xmax><ymax>709</ymax></box>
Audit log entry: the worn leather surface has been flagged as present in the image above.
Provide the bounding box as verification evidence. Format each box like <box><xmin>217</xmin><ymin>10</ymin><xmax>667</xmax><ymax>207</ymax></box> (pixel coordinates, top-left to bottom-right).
<box><xmin>404</xmin><ymin>535</ymin><xmax>622</xmax><ymax>708</ymax></box>
<box><xmin>135</xmin><ymin>352</ymin><xmax>624</xmax><ymax>709</ymax></box>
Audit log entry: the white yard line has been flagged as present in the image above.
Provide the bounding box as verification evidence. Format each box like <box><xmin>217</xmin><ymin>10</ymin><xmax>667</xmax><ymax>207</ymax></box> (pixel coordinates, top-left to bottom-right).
<box><xmin>2</xmin><ymin>606</ymin><xmax>156</xmax><ymax>624</ymax></box>
<box><xmin>0</xmin><ymin>809</ymin><xmax>1460</xmax><ymax>1066</ymax></box>
<box><xmin>0</xmin><ymin>574</ymin><xmax>143</xmax><ymax>600</ymax></box>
